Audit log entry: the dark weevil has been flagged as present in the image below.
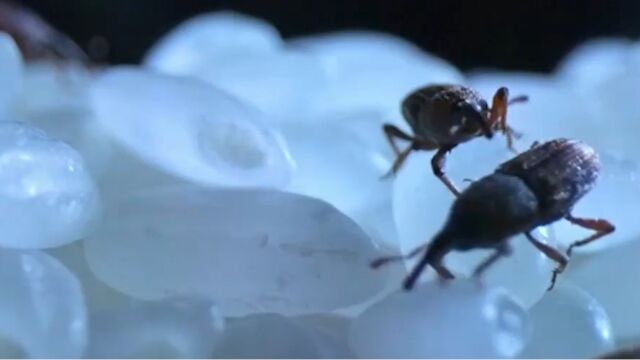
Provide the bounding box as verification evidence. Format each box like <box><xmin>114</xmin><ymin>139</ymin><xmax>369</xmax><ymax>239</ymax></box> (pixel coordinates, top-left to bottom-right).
<box><xmin>597</xmin><ymin>345</ymin><xmax>640</xmax><ymax>359</ymax></box>
<box><xmin>373</xmin><ymin>138</ymin><xmax>615</xmax><ymax>291</ymax></box>
<box><xmin>382</xmin><ymin>84</ymin><xmax>528</xmax><ymax>196</ymax></box>
<box><xmin>0</xmin><ymin>0</ymin><xmax>88</xmax><ymax>62</ymax></box>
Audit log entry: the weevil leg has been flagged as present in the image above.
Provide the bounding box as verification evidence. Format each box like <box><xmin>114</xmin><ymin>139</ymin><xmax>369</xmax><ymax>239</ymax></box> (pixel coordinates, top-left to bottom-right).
<box><xmin>564</xmin><ymin>215</ymin><xmax>616</xmax><ymax>256</ymax></box>
<box><xmin>402</xmin><ymin>238</ymin><xmax>455</xmax><ymax>290</ymax></box>
<box><xmin>381</xmin><ymin>125</ymin><xmax>440</xmax><ymax>179</ymax></box>
<box><xmin>525</xmin><ymin>232</ymin><xmax>568</xmax><ymax>291</ymax></box>
<box><xmin>370</xmin><ymin>243</ymin><xmax>428</xmax><ymax>269</ymax></box>
<box><xmin>472</xmin><ymin>243</ymin><xmax>512</xmax><ymax>278</ymax></box>
<box><xmin>381</xmin><ymin>124</ymin><xmax>415</xmax><ymax>179</ymax></box>
<box><xmin>503</xmin><ymin>123</ymin><xmax>526</xmax><ymax>154</ymax></box>
<box><xmin>402</xmin><ymin>252</ymin><xmax>431</xmax><ymax>290</ymax></box>
<box><xmin>431</xmin><ymin>145</ymin><xmax>461</xmax><ymax>197</ymax></box>
<box><xmin>489</xmin><ymin>88</ymin><xmax>527</xmax><ymax>154</ymax></box>
<box><xmin>505</xmin><ymin>126</ymin><xmax>523</xmax><ymax>153</ymax></box>
<box><xmin>431</xmin><ymin>261</ymin><xmax>455</xmax><ymax>280</ymax></box>
<box><xmin>402</xmin><ymin>253</ymin><xmax>454</xmax><ymax>291</ymax></box>
<box><xmin>380</xmin><ymin>145</ymin><xmax>414</xmax><ymax>179</ymax></box>
<box><xmin>382</xmin><ymin>124</ymin><xmax>413</xmax><ymax>155</ymax></box>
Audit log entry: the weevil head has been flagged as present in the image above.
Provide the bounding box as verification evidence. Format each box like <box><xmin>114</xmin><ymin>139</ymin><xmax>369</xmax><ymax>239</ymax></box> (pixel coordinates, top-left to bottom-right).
<box><xmin>494</xmin><ymin>86</ymin><xmax>509</xmax><ymax>101</ymax></box>
<box><xmin>451</xmin><ymin>99</ymin><xmax>494</xmax><ymax>139</ymax></box>
<box><xmin>441</xmin><ymin>173</ymin><xmax>539</xmax><ymax>251</ymax></box>
<box><xmin>487</xmin><ymin>86</ymin><xmax>511</xmax><ymax>130</ymax></box>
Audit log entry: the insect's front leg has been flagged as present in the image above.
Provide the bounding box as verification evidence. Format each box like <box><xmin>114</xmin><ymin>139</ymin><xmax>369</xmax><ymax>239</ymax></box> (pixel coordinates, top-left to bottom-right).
<box><xmin>489</xmin><ymin>88</ymin><xmax>528</xmax><ymax>153</ymax></box>
<box><xmin>430</xmin><ymin>145</ymin><xmax>461</xmax><ymax>197</ymax></box>
<box><xmin>504</xmin><ymin>126</ymin><xmax>523</xmax><ymax>153</ymax></box>
<box><xmin>564</xmin><ymin>214</ymin><xmax>615</xmax><ymax>256</ymax></box>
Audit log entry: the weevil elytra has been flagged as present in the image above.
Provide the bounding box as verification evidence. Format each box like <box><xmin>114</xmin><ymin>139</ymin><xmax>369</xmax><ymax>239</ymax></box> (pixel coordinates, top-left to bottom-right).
<box><xmin>382</xmin><ymin>84</ymin><xmax>528</xmax><ymax>196</ymax></box>
<box><xmin>373</xmin><ymin>138</ymin><xmax>615</xmax><ymax>291</ymax></box>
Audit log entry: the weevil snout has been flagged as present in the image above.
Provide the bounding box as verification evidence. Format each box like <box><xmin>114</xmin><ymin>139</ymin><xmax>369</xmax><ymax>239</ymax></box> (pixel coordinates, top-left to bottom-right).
<box><xmin>491</xmin><ymin>87</ymin><xmax>510</xmax><ymax>113</ymax></box>
<box><xmin>495</xmin><ymin>86</ymin><xmax>509</xmax><ymax>100</ymax></box>
<box><xmin>456</xmin><ymin>101</ymin><xmax>494</xmax><ymax>139</ymax></box>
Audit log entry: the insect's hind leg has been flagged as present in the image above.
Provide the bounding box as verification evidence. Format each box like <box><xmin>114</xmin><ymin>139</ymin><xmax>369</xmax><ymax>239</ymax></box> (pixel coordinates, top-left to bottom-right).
<box><xmin>370</xmin><ymin>243</ymin><xmax>428</xmax><ymax>269</ymax></box>
<box><xmin>472</xmin><ymin>243</ymin><xmax>512</xmax><ymax>278</ymax></box>
<box><xmin>381</xmin><ymin>124</ymin><xmax>438</xmax><ymax>179</ymax></box>
<box><xmin>525</xmin><ymin>232</ymin><xmax>568</xmax><ymax>291</ymax></box>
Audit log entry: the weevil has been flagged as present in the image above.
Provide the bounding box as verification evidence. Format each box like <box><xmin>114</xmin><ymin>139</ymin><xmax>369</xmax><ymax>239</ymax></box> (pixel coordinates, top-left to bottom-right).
<box><xmin>0</xmin><ymin>0</ymin><xmax>88</xmax><ymax>62</ymax></box>
<box><xmin>598</xmin><ymin>345</ymin><xmax>640</xmax><ymax>359</ymax></box>
<box><xmin>382</xmin><ymin>84</ymin><xmax>528</xmax><ymax>196</ymax></box>
<box><xmin>372</xmin><ymin>138</ymin><xmax>615</xmax><ymax>291</ymax></box>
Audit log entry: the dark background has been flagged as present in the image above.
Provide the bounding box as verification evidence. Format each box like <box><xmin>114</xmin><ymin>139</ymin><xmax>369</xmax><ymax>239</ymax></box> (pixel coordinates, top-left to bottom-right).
<box><xmin>18</xmin><ymin>0</ymin><xmax>640</xmax><ymax>73</ymax></box>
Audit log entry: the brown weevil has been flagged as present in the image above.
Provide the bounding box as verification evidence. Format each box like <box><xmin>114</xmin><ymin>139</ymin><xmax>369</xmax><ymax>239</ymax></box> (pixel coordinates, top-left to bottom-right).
<box><xmin>0</xmin><ymin>1</ymin><xmax>88</xmax><ymax>62</ymax></box>
<box><xmin>382</xmin><ymin>84</ymin><xmax>528</xmax><ymax>196</ymax></box>
<box><xmin>372</xmin><ymin>138</ymin><xmax>615</xmax><ymax>291</ymax></box>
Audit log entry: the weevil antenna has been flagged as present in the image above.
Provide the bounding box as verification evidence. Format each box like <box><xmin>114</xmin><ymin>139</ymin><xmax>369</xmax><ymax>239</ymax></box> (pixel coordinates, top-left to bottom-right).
<box><xmin>508</xmin><ymin>94</ymin><xmax>529</xmax><ymax>105</ymax></box>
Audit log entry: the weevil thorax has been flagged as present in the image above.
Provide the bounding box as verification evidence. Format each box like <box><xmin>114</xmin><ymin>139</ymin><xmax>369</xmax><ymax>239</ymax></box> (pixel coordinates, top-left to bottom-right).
<box><xmin>496</xmin><ymin>138</ymin><xmax>601</xmax><ymax>225</ymax></box>
<box><xmin>436</xmin><ymin>173</ymin><xmax>540</xmax><ymax>251</ymax></box>
<box><xmin>401</xmin><ymin>84</ymin><xmax>489</xmax><ymax>143</ymax></box>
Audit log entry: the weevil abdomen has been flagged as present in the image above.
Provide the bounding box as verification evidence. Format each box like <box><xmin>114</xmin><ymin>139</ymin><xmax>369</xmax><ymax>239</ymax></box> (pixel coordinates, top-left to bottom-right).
<box><xmin>497</xmin><ymin>138</ymin><xmax>600</xmax><ymax>223</ymax></box>
<box><xmin>438</xmin><ymin>173</ymin><xmax>539</xmax><ymax>250</ymax></box>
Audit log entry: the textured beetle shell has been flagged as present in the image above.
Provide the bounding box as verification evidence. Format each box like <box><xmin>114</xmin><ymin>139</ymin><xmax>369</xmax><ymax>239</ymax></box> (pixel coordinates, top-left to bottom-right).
<box><xmin>440</xmin><ymin>173</ymin><xmax>539</xmax><ymax>250</ymax></box>
<box><xmin>400</xmin><ymin>84</ymin><xmax>486</xmax><ymax>144</ymax></box>
<box><xmin>496</xmin><ymin>138</ymin><xmax>601</xmax><ymax>224</ymax></box>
